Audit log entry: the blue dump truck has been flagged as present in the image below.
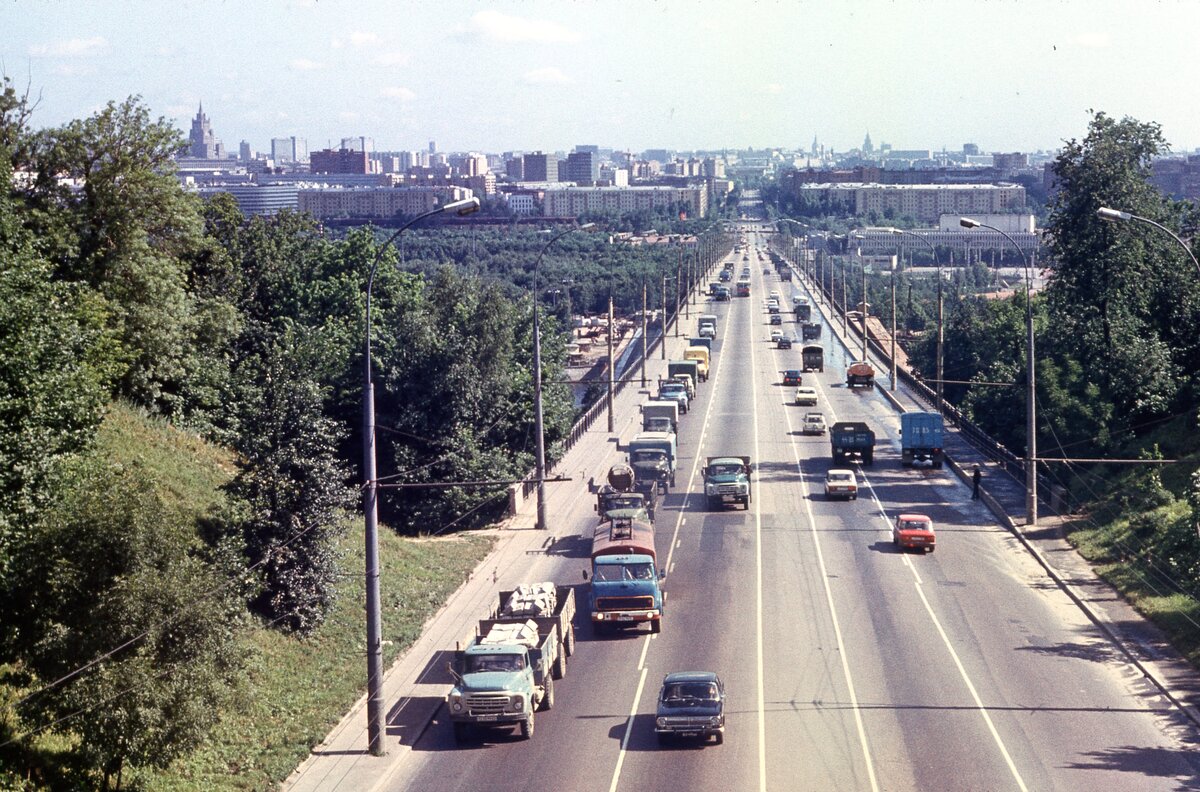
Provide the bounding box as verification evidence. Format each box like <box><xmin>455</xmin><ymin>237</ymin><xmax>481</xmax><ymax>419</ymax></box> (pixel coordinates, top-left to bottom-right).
<box><xmin>831</xmin><ymin>421</ymin><xmax>876</xmax><ymax>465</ymax></box>
<box><xmin>447</xmin><ymin>583</ymin><xmax>576</xmax><ymax>742</ymax></box>
<box><xmin>900</xmin><ymin>411</ymin><xmax>945</xmax><ymax>468</ymax></box>
<box><xmin>588</xmin><ymin>517</ymin><xmax>665</xmax><ymax>634</ymax></box>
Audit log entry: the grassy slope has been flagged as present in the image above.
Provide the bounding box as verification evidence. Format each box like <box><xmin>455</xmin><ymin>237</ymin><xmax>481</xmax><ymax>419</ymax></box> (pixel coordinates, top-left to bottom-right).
<box><xmin>7</xmin><ymin>404</ymin><xmax>495</xmax><ymax>791</ymax></box>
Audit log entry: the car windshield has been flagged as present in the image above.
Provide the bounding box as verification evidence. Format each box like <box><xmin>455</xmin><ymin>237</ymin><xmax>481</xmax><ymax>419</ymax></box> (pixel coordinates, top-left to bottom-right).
<box><xmin>466</xmin><ymin>654</ymin><xmax>524</xmax><ymax>673</ymax></box>
<box><xmin>664</xmin><ymin>682</ymin><xmax>718</xmax><ymax>702</ymax></box>
<box><xmin>711</xmin><ymin>464</ymin><xmax>743</xmax><ymax>476</ymax></box>
<box><xmin>631</xmin><ymin>451</ymin><xmax>664</xmax><ymax>463</ymax></box>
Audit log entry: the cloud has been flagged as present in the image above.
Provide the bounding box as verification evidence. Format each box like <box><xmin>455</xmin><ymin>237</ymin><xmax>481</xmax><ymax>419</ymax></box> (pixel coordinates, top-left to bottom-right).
<box><xmin>470</xmin><ymin>10</ymin><xmax>582</xmax><ymax>43</ymax></box>
<box><xmin>381</xmin><ymin>86</ymin><xmax>417</xmax><ymax>101</ymax></box>
<box><xmin>289</xmin><ymin>58</ymin><xmax>325</xmax><ymax>71</ymax></box>
<box><xmin>332</xmin><ymin>31</ymin><xmax>381</xmax><ymax>49</ymax></box>
<box><xmin>29</xmin><ymin>36</ymin><xmax>109</xmax><ymax>57</ymax></box>
<box><xmin>759</xmin><ymin>82</ymin><xmax>784</xmax><ymax>95</ymax></box>
<box><xmin>523</xmin><ymin>67</ymin><xmax>570</xmax><ymax>85</ymax></box>
<box><xmin>375</xmin><ymin>51</ymin><xmax>411</xmax><ymax>67</ymax></box>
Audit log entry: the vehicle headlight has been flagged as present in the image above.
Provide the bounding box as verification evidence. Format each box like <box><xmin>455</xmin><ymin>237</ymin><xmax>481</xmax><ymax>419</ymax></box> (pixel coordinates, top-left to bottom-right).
<box><xmin>706</xmin><ymin>484</ymin><xmax>716</xmax><ymax>495</ymax></box>
<box><xmin>656</xmin><ymin>717</ymin><xmax>667</xmax><ymax>728</ymax></box>
<box><xmin>509</xmin><ymin>695</ymin><xmax>524</xmax><ymax>712</ymax></box>
<box><xmin>452</xmin><ymin>700</ymin><xmax>463</xmax><ymax>712</ymax></box>
<box><xmin>448</xmin><ymin>692</ymin><xmax>463</xmax><ymax>711</ymax></box>
<box><xmin>710</xmin><ymin>716</ymin><xmax>722</xmax><ymax>727</ymax></box>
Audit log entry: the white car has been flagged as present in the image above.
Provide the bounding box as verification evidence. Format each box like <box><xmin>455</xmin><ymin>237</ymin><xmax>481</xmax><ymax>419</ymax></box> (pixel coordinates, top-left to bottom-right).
<box><xmin>825</xmin><ymin>469</ymin><xmax>858</xmax><ymax>500</ymax></box>
<box><xmin>801</xmin><ymin>412</ymin><xmax>827</xmax><ymax>434</ymax></box>
<box><xmin>770</xmin><ymin>290</ymin><xmax>781</xmax><ymax>300</ymax></box>
<box><xmin>770</xmin><ymin>329</ymin><xmax>783</xmax><ymax>343</ymax></box>
<box><xmin>794</xmin><ymin>387</ymin><xmax>818</xmax><ymax>406</ymax></box>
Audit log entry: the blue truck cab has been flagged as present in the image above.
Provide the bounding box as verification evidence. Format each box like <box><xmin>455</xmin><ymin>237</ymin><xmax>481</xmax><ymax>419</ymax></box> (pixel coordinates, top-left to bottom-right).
<box><xmin>589</xmin><ymin>520</ymin><xmax>666</xmax><ymax>634</ymax></box>
<box><xmin>900</xmin><ymin>411</ymin><xmax>945</xmax><ymax>468</ymax></box>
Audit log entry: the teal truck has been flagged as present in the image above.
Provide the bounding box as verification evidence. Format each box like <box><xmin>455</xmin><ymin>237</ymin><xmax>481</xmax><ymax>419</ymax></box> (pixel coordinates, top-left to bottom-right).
<box><xmin>446</xmin><ymin>583</ymin><xmax>576</xmax><ymax>742</ymax></box>
<box><xmin>801</xmin><ymin>344</ymin><xmax>824</xmax><ymax>373</ymax></box>
<box><xmin>900</xmin><ymin>411</ymin><xmax>945</xmax><ymax>468</ymax></box>
<box><xmin>831</xmin><ymin>421</ymin><xmax>876</xmax><ymax>465</ymax></box>
<box><xmin>588</xmin><ymin>517</ymin><xmax>664</xmax><ymax>634</ymax></box>
<box><xmin>628</xmin><ymin>431</ymin><xmax>677</xmax><ymax>493</ymax></box>
<box><xmin>703</xmin><ymin>455</ymin><xmax>752</xmax><ymax>510</ymax></box>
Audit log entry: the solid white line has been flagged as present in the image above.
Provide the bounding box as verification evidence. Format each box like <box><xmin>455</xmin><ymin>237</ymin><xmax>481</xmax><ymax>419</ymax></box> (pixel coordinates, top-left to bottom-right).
<box><xmin>748</xmin><ymin>288</ymin><xmax>768</xmax><ymax>792</ymax></box>
<box><xmin>608</xmin><ymin>665</ymin><xmax>649</xmax><ymax>792</ymax></box>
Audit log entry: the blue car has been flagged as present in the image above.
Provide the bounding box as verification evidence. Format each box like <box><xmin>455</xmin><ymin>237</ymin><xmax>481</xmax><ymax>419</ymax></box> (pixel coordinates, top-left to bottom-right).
<box><xmin>655</xmin><ymin>671</ymin><xmax>725</xmax><ymax>745</ymax></box>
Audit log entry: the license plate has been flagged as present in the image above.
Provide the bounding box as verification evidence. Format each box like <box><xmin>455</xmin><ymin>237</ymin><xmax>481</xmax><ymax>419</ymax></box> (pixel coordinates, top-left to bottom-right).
<box><xmin>618</xmin><ymin>614</ymin><xmax>635</xmax><ymax>621</ymax></box>
<box><xmin>475</xmin><ymin>714</ymin><xmax>498</xmax><ymax>722</ymax></box>
<box><xmin>679</xmin><ymin>731</ymin><xmax>698</xmax><ymax>738</ymax></box>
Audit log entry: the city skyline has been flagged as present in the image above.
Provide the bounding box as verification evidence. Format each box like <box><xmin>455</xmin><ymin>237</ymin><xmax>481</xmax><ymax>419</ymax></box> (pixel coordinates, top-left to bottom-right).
<box><xmin>4</xmin><ymin>0</ymin><xmax>1200</xmax><ymax>155</ymax></box>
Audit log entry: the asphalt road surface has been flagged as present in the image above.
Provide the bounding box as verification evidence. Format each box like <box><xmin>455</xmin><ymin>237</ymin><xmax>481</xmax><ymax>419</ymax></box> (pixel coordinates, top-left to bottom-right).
<box><xmin>385</xmin><ymin>228</ymin><xmax>1200</xmax><ymax>792</ymax></box>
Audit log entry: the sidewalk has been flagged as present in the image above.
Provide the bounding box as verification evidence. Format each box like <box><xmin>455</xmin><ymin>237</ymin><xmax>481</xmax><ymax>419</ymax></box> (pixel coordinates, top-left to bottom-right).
<box><xmin>799</xmin><ymin>264</ymin><xmax>1200</xmax><ymax>734</ymax></box>
<box><xmin>283</xmin><ymin>275</ymin><xmax>716</xmax><ymax>791</ymax></box>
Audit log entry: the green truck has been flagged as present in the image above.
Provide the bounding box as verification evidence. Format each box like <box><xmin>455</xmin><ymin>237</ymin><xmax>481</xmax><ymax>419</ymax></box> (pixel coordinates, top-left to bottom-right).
<box><xmin>628</xmin><ymin>431</ymin><xmax>678</xmax><ymax>493</ymax></box>
<box><xmin>446</xmin><ymin>584</ymin><xmax>576</xmax><ymax>742</ymax></box>
<box><xmin>831</xmin><ymin>421</ymin><xmax>876</xmax><ymax>465</ymax></box>
<box><xmin>703</xmin><ymin>455</ymin><xmax>752</xmax><ymax>510</ymax></box>
<box><xmin>667</xmin><ymin>360</ymin><xmax>701</xmax><ymax>393</ymax></box>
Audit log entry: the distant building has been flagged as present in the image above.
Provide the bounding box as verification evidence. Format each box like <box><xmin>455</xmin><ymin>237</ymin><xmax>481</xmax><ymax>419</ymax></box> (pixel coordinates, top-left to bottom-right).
<box><xmin>523</xmin><ymin>151</ymin><xmax>558</xmax><ymax>182</ymax></box>
<box><xmin>188</xmin><ymin>104</ymin><xmax>224</xmax><ymax>159</ymax></box>
<box><xmin>564</xmin><ymin>150</ymin><xmax>599</xmax><ymax>186</ymax></box>
<box><xmin>505</xmin><ymin>157</ymin><xmax>524</xmax><ymax>180</ymax></box>
<box><xmin>340</xmin><ymin>136</ymin><xmax>374</xmax><ymax>153</ymax></box>
<box><xmin>238</xmin><ymin>140</ymin><xmax>254</xmax><ymax>161</ymax></box>
<box><xmin>198</xmin><ymin>183</ymin><xmax>298</xmax><ymax>216</ymax></box>
<box><xmin>271</xmin><ymin>136</ymin><xmax>308</xmax><ymax>164</ymax></box>
<box><xmin>992</xmin><ymin>152</ymin><xmax>1029</xmax><ymax>174</ymax></box>
<box><xmin>298</xmin><ymin>185</ymin><xmax>474</xmax><ymax>220</ymax></box>
<box><xmin>963</xmin><ymin>143</ymin><xmax>981</xmax><ymax>156</ymax></box>
<box><xmin>794</xmin><ymin>182</ymin><xmax>1026</xmax><ymax>223</ymax></box>
<box><xmin>1151</xmin><ymin>155</ymin><xmax>1200</xmax><ymax>201</ymax></box>
<box><xmin>310</xmin><ymin>148</ymin><xmax>370</xmax><ymax>174</ymax></box>
<box><xmin>542</xmin><ymin>185</ymin><xmax>708</xmax><ymax>218</ymax></box>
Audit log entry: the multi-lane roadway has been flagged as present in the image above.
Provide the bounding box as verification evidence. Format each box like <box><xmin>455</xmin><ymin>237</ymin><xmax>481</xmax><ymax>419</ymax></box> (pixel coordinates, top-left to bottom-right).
<box><xmin>385</xmin><ymin>227</ymin><xmax>1200</xmax><ymax>791</ymax></box>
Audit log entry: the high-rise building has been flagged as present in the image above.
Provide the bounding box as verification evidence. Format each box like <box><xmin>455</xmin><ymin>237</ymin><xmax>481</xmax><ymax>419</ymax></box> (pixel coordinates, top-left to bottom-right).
<box><xmin>963</xmin><ymin>143</ymin><xmax>981</xmax><ymax>156</ymax></box>
<box><xmin>428</xmin><ymin>140</ymin><xmax>436</xmax><ymax>153</ymax></box>
<box><xmin>522</xmin><ymin>151</ymin><xmax>558</xmax><ymax>182</ymax></box>
<box><xmin>311</xmin><ymin>148</ymin><xmax>370</xmax><ymax>174</ymax></box>
<box><xmin>188</xmin><ymin>104</ymin><xmax>224</xmax><ymax>159</ymax></box>
<box><xmin>340</xmin><ymin>136</ymin><xmax>374</xmax><ymax>153</ymax></box>
<box><xmin>239</xmin><ymin>140</ymin><xmax>254</xmax><ymax>161</ymax></box>
<box><xmin>271</xmin><ymin>136</ymin><xmax>308</xmax><ymax>164</ymax></box>
<box><xmin>565</xmin><ymin>151</ymin><xmax>599</xmax><ymax>186</ymax></box>
<box><xmin>505</xmin><ymin>157</ymin><xmax>524</xmax><ymax>180</ymax></box>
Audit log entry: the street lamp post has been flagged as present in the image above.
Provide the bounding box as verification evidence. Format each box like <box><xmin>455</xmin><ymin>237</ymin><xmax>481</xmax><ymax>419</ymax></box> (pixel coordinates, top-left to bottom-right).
<box><xmin>641</xmin><ymin>279</ymin><xmax>648</xmax><ymax>388</ymax></box>
<box><xmin>1097</xmin><ymin>207</ymin><xmax>1200</xmax><ymax>275</ymax></box>
<box><xmin>533</xmin><ymin>222</ymin><xmax>597</xmax><ymax>533</ymax></box>
<box><xmin>961</xmin><ymin>217</ymin><xmax>1037</xmax><ymax>526</ymax></box>
<box><xmin>889</xmin><ymin>228</ymin><xmax>942</xmax><ymax>408</ymax></box>
<box><xmin>660</xmin><ymin>274</ymin><xmax>675</xmax><ymax>359</ymax></box>
<box><xmin>362</xmin><ymin>195</ymin><xmax>479</xmax><ymax>755</ymax></box>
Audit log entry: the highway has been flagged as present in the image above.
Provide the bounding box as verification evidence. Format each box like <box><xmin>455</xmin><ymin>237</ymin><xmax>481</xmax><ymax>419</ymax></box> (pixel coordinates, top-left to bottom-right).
<box><xmin>382</xmin><ymin>226</ymin><xmax>1200</xmax><ymax>791</ymax></box>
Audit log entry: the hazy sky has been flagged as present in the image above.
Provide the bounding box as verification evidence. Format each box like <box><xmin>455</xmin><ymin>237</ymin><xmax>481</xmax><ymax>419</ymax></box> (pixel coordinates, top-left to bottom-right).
<box><xmin>4</xmin><ymin>0</ymin><xmax>1200</xmax><ymax>155</ymax></box>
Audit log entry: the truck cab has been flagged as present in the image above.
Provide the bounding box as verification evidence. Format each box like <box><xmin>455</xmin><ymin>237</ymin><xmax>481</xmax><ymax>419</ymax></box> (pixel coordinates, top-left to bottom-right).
<box><xmin>628</xmin><ymin>431</ymin><xmax>678</xmax><ymax>493</ymax></box>
<box><xmin>703</xmin><ymin>455</ymin><xmax>752</xmax><ymax>510</ymax></box>
<box><xmin>589</xmin><ymin>531</ymin><xmax>665</xmax><ymax>634</ymax></box>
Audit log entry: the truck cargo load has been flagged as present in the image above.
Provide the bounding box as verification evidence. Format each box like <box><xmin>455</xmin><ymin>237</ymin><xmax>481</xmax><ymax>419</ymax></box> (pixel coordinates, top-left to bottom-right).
<box><xmin>801</xmin><ymin>344</ymin><xmax>824</xmax><ymax>373</ymax></box>
<box><xmin>846</xmin><ymin>361</ymin><xmax>875</xmax><ymax>389</ymax></box>
<box><xmin>900</xmin><ymin>411</ymin><xmax>945</xmax><ymax>468</ymax></box>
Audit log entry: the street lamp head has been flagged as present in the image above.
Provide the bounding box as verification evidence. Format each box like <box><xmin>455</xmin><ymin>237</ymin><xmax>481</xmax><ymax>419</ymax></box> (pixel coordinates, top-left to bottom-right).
<box><xmin>959</xmin><ymin>217</ymin><xmax>980</xmax><ymax>229</ymax></box>
<box><xmin>1097</xmin><ymin>207</ymin><xmax>1132</xmax><ymax>222</ymax></box>
<box><xmin>441</xmin><ymin>196</ymin><xmax>481</xmax><ymax>216</ymax></box>
<box><xmin>578</xmin><ymin>222</ymin><xmax>598</xmax><ymax>231</ymax></box>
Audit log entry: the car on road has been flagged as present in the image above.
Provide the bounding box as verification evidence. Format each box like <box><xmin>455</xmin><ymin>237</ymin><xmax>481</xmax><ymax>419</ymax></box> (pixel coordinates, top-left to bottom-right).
<box><xmin>769</xmin><ymin>313</ymin><xmax>782</xmax><ymax>325</ymax></box>
<box><xmin>801</xmin><ymin>412</ymin><xmax>827</xmax><ymax>434</ymax></box>
<box><xmin>770</xmin><ymin>329</ymin><xmax>783</xmax><ymax>343</ymax></box>
<box><xmin>893</xmin><ymin>513</ymin><xmax>936</xmax><ymax>552</ymax></box>
<box><xmin>763</xmin><ymin>266</ymin><xmax>771</xmax><ymax>275</ymax></box>
<box><xmin>782</xmin><ymin>369</ymin><xmax>803</xmax><ymax>386</ymax></box>
<box><xmin>825</xmin><ymin>469</ymin><xmax>858</xmax><ymax>500</ymax></box>
<box><xmin>777</xmin><ymin>336</ymin><xmax>793</xmax><ymax>349</ymax></box>
<box><xmin>655</xmin><ymin>671</ymin><xmax>725</xmax><ymax>746</ymax></box>
<box><xmin>714</xmin><ymin>286</ymin><xmax>731</xmax><ymax>301</ymax></box>
<box><xmin>770</xmin><ymin>290</ymin><xmax>781</xmax><ymax>300</ymax></box>
<box><xmin>794</xmin><ymin>387</ymin><xmax>818</xmax><ymax>406</ymax></box>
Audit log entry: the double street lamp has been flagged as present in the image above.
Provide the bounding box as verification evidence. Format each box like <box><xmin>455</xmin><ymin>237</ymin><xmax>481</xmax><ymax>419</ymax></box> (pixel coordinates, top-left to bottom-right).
<box><xmin>532</xmin><ymin>223</ymin><xmax>597</xmax><ymax>533</ymax></box>
<box><xmin>960</xmin><ymin>217</ymin><xmax>1037</xmax><ymax>527</ymax></box>
<box><xmin>362</xmin><ymin>195</ymin><xmax>480</xmax><ymax>755</ymax></box>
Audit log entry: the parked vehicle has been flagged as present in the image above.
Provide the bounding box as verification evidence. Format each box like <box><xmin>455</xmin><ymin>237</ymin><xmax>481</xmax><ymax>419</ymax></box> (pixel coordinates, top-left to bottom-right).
<box><xmin>655</xmin><ymin>672</ymin><xmax>726</xmax><ymax>746</ymax></box>
<box><xmin>628</xmin><ymin>431</ymin><xmax>678</xmax><ymax>492</ymax></box>
<box><xmin>801</xmin><ymin>412</ymin><xmax>827</xmax><ymax>435</ymax></box>
<box><xmin>589</xmin><ymin>517</ymin><xmax>664</xmax><ymax>634</ymax></box>
<box><xmin>824</xmin><ymin>469</ymin><xmax>858</xmax><ymax>500</ymax></box>
<box><xmin>801</xmin><ymin>344</ymin><xmax>824</xmax><ymax>372</ymax></box>
<box><xmin>794</xmin><ymin>387</ymin><xmax>818</xmax><ymax>406</ymax></box>
<box><xmin>900</xmin><ymin>412</ymin><xmax>945</xmax><ymax>468</ymax></box>
<box><xmin>641</xmin><ymin>400</ymin><xmax>679</xmax><ymax>434</ymax></box>
<box><xmin>684</xmin><ymin>346</ymin><xmax>710</xmax><ymax>382</ymax></box>
<box><xmin>703</xmin><ymin>455</ymin><xmax>752</xmax><ymax>510</ymax></box>
<box><xmin>846</xmin><ymin>361</ymin><xmax>875</xmax><ymax>388</ymax></box>
<box><xmin>831</xmin><ymin>421</ymin><xmax>875</xmax><ymax>465</ymax></box>
<box><xmin>893</xmin><ymin>513</ymin><xmax>936</xmax><ymax>552</ymax></box>
<box><xmin>801</xmin><ymin>322</ymin><xmax>822</xmax><ymax>340</ymax></box>
<box><xmin>446</xmin><ymin>583</ymin><xmax>576</xmax><ymax>742</ymax></box>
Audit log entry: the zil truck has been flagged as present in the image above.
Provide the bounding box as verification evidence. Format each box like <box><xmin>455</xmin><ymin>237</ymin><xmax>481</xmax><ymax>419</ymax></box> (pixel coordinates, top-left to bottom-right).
<box><xmin>684</xmin><ymin>346</ymin><xmax>711</xmax><ymax>382</ymax></box>
<box><xmin>831</xmin><ymin>421</ymin><xmax>876</xmax><ymax>465</ymax></box>
<box><xmin>801</xmin><ymin>344</ymin><xmax>824</xmax><ymax>373</ymax></box>
<box><xmin>846</xmin><ymin>361</ymin><xmax>875</xmax><ymax>389</ymax></box>
<box><xmin>594</xmin><ymin>463</ymin><xmax>656</xmax><ymax>523</ymax></box>
<box><xmin>900</xmin><ymin>411</ymin><xmax>945</xmax><ymax>468</ymax></box>
<box><xmin>667</xmin><ymin>360</ymin><xmax>702</xmax><ymax>394</ymax></box>
<box><xmin>640</xmin><ymin>400</ymin><xmax>679</xmax><ymax>434</ymax></box>
<box><xmin>698</xmin><ymin>314</ymin><xmax>718</xmax><ymax>339</ymax></box>
<box><xmin>587</xmin><ymin>517</ymin><xmax>664</xmax><ymax>634</ymax></box>
<box><xmin>628</xmin><ymin>431</ymin><xmax>678</xmax><ymax>493</ymax></box>
<box><xmin>446</xmin><ymin>583</ymin><xmax>576</xmax><ymax>742</ymax></box>
<box><xmin>703</xmin><ymin>455</ymin><xmax>752</xmax><ymax>510</ymax></box>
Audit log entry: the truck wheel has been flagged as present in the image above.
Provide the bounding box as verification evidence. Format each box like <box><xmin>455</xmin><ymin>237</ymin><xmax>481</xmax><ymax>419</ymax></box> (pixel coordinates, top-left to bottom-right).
<box><xmin>864</xmin><ymin>450</ymin><xmax>874</xmax><ymax>465</ymax></box>
<box><xmin>564</xmin><ymin>626</ymin><xmax>575</xmax><ymax>657</ymax></box>
<box><xmin>650</xmin><ymin>618</ymin><xmax>661</xmax><ymax>634</ymax></box>
<box><xmin>552</xmin><ymin>652</ymin><xmax>565</xmax><ymax>680</ymax></box>
<box><xmin>541</xmin><ymin>677</ymin><xmax>555</xmax><ymax>711</ymax></box>
<box><xmin>671</xmin><ymin>472</ymin><xmax>677</xmax><ymax>486</ymax></box>
<box><xmin>453</xmin><ymin>721</ymin><xmax>471</xmax><ymax>743</ymax></box>
<box><xmin>519</xmin><ymin>711</ymin><xmax>535</xmax><ymax>740</ymax></box>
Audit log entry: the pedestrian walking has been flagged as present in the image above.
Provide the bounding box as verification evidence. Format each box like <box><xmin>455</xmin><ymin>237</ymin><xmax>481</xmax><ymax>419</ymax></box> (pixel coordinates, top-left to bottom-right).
<box><xmin>972</xmin><ymin>465</ymin><xmax>982</xmax><ymax>500</ymax></box>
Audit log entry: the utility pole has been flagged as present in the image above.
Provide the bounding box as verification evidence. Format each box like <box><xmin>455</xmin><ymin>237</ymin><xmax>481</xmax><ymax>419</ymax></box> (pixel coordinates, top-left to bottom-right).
<box><xmin>660</xmin><ymin>274</ymin><xmax>668</xmax><ymax>359</ymax></box>
<box><xmin>641</xmin><ymin>280</ymin><xmax>648</xmax><ymax>387</ymax></box>
<box><xmin>861</xmin><ymin>255</ymin><xmax>868</xmax><ymax>362</ymax></box>
<box><xmin>675</xmin><ymin>254</ymin><xmax>682</xmax><ymax>338</ymax></box>
<box><xmin>606</xmin><ymin>289</ymin><xmax>615</xmax><ymax>432</ymax></box>
<box><xmin>890</xmin><ymin>259</ymin><xmax>897</xmax><ymax>392</ymax></box>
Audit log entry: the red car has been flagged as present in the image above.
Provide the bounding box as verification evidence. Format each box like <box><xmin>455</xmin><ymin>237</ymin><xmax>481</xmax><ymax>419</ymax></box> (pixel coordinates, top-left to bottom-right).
<box><xmin>893</xmin><ymin>514</ymin><xmax>936</xmax><ymax>552</ymax></box>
